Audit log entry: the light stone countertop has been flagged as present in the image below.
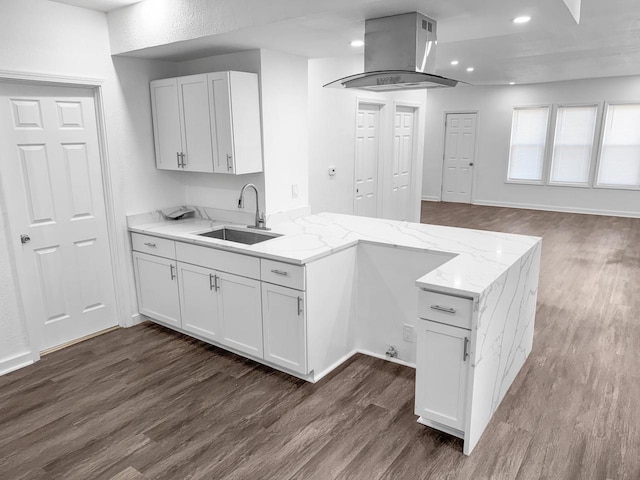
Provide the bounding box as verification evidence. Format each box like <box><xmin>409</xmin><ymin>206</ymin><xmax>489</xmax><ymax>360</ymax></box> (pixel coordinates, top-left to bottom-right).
<box><xmin>128</xmin><ymin>212</ymin><xmax>541</xmax><ymax>299</ymax></box>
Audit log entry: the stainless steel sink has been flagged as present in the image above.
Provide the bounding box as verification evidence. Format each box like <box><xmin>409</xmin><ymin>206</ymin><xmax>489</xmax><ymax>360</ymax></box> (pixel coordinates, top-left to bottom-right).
<box><xmin>197</xmin><ymin>227</ymin><xmax>282</xmax><ymax>245</ymax></box>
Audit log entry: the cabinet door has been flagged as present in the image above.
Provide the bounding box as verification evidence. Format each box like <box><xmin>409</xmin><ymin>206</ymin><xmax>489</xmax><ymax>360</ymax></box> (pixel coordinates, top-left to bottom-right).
<box><xmin>132</xmin><ymin>252</ymin><xmax>180</xmax><ymax>326</ymax></box>
<box><xmin>150</xmin><ymin>78</ymin><xmax>183</xmax><ymax>171</ymax></box>
<box><xmin>261</xmin><ymin>284</ymin><xmax>307</xmax><ymax>374</ymax></box>
<box><xmin>217</xmin><ymin>271</ymin><xmax>263</xmax><ymax>358</ymax></box>
<box><xmin>415</xmin><ymin>320</ymin><xmax>470</xmax><ymax>431</ymax></box>
<box><xmin>208</xmin><ymin>72</ymin><xmax>234</xmax><ymax>174</ymax></box>
<box><xmin>177</xmin><ymin>262</ymin><xmax>220</xmax><ymax>341</ymax></box>
<box><xmin>177</xmin><ymin>74</ymin><xmax>214</xmax><ymax>173</ymax></box>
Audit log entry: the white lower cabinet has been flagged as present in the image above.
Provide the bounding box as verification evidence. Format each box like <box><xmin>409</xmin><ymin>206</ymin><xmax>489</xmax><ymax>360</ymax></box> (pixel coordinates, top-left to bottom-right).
<box><xmin>177</xmin><ymin>262</ymin><xmax>220</xmax><ymax>341</ymax></box>
<box><xmin>132</xmin><ymin>234</ymin><xmax>309</xmax><ymax>375</ymax></box>
<box><xmin>132</xmin><ymin>251</ymin><xmax>181</xmax><ymax>327</ymax></box>
<box><xmin>261</xmin><ymin>283</ymin><xmax>307</xmax><ymax>374</ymax></box>
<box><xmin>177</xmin><ymin>262</ymin><xmax>262</xmax><ymax>357</ymax></box>
<box><xmin>217</xmin><ymin>271</ymin><xmax>263</xmax><ymax>357</ymax></box>
<box><xmin>415</xmin><ymin>319</ymin><xmax>470</xmax><ymax>432</ymax></box>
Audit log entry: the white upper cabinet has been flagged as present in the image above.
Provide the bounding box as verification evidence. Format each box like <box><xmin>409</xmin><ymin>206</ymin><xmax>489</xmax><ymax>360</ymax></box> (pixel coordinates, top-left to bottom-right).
<box><xmin>208</xmin><ymin>71</ymin><xmax>263</xmax><ymax>174</ymax></box>
<box><xmin>150</xmin><ymin>71</ymin><xmax>263</xmax><ymax>174</ymax></box>
<box><xmin>150</xmin><ymin>78</ymin><xmax>183</xmax><ymax>171</ymax></box>
<box><xmin>151</xmin><ymin>74</ymin><xmax>213</xmax><ymax>172</ymax></box>
<box><xmin>177</xmin><ymin>74</ymin><xmax>214</xmax><ymax>173</ymax></box>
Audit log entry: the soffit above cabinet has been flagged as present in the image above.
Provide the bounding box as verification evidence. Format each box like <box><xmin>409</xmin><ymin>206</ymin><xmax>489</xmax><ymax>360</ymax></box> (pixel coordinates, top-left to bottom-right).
<box><xmin>49</xmin><ymin>0</ymin><xmax>143</xmax><ymax>13</ymax></box>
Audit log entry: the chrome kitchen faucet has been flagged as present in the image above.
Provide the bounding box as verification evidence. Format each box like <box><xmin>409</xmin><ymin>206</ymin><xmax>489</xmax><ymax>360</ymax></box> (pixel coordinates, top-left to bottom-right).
<box><xmin>238</xmin><ymin>183</ymin><xmax>269</xmax><ymax>230</ymax></box>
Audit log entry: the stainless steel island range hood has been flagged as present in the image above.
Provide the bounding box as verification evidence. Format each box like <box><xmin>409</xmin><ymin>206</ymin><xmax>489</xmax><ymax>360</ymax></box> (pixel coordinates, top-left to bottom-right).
<box><xmin>324</xmin><ymin>12</ymin><xmax>458</xmax><ymax>92</ymax></box>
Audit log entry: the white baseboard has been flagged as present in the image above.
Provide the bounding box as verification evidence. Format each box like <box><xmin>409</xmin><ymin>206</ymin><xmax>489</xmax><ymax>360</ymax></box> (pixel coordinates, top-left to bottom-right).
<box><xmin>0</xmin><ymin>351</ymin><xmax>34</xmax><ymax>376</ymax></box>
<box><xmin>312</xmin><ymin>350</ymin><xmax>358</xmax><ymax>383</ymax></box>
<box><xmin>421</xmin><ymin>195</ymin><xmax>441</xmax><ymax>202</ymax></box>
<box><xmin>127</xmin><ymin>313</ymin><xmax>146</xmax><ymax>327</ymax></box>
<box><xmin>473</xmin><ymin>199</ymin><xmax>640</xmax><ymax>219</ymax></box>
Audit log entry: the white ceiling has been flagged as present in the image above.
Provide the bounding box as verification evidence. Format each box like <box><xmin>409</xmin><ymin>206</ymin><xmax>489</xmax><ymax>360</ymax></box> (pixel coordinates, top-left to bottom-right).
<box><xmin>50</xmin><ymin>0</ymin><xmax>142</xmax><ymax>13</ymax></box>
<box><xmin>63</xmin><ymin>0</ymin><xmax>640</xmax><ymax>86</ymax></box>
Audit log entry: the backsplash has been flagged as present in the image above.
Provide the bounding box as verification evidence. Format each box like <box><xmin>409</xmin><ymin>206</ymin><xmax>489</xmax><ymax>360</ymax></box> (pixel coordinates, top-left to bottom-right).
<box><xmin>126</xmin><ymin>205</ymin><xmax>311</xmax><ymax>228</ymax></box>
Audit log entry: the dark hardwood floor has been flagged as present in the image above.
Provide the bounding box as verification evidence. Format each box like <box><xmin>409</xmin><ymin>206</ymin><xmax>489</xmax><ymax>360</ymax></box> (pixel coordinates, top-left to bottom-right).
<box><xmin>1</xmin><ymin>202</ymin><xmax>639</xmax><ymax>479</ymax></box>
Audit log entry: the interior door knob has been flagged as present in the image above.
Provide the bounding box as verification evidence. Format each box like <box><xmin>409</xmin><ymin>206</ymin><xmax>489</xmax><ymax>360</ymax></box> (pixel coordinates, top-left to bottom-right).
<box><xmin>20</xmin><ymin>234</ymin><xmax>30</xmax><ymax>244</ymax></box>
<box><xmin>469</xmin><ymin>162</ymin><xmax>474</xmax><ymax>166</ymax></box>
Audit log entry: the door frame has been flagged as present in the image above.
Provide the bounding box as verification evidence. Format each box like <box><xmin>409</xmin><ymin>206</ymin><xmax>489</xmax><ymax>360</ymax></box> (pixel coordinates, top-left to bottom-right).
<box><xmin>392</xmin><ymin>101</ymin><xmax>421</xmax><ymax>221</ymax></box>
<box><xmin>354</xmin><ymin>97</ymin><xmax>389</xmax><ymax>217</ymax></box>
<box><xmin>440</xmin><ymin>110</ymin><xmax>480</xmax><ymax>204</ymax></box>
<box><xmin>0</xmin><ymin>69</ymin><xmax>125</xmax><ymax>366</ymax></box>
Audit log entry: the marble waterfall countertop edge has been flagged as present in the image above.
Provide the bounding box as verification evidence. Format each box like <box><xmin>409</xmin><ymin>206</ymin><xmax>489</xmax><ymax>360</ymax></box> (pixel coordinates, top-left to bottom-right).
<box><xmin>128</xmin><ymin>212</ymin><xmax>541</xmax><ymax>298</ymax></box>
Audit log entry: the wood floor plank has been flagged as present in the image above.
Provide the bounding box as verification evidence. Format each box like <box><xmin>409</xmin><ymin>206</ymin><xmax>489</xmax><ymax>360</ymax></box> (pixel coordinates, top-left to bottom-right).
<box><xmin>1</xmin><ymin>202</ymin><xmax>639</xmax><ymax>479</ymax></box>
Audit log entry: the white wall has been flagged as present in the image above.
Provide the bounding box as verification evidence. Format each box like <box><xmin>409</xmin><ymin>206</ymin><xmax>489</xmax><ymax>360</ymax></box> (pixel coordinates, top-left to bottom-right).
<box><xmin>259</xmin><ymin>49</ymin><xmax>309</xmax><ymax>215</ymax></box>
<box><xmin>0</xmin><ymin>199</ymin><xmax>31</xmax><ymax>374</ymax></box>
<box><xmin>0</xmin><ymin>0</ymin><xmax>183</xmax><ymax>371</ymax></box>
<box><xmin>422</xmin><ymin>76</ymin><xmax>640</xmax><ymax>217</ymax></box>
<box><xmin>308</xmin><ymin>56</ymin><xmax>427</xmax><ymax>220</ymax></box>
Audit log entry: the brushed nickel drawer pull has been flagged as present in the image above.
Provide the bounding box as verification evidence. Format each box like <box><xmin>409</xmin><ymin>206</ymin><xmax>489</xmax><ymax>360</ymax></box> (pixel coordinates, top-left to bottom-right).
<box><xmin>430</xmin><ymin>305</ymin><xmax>456</xmax><ymax>314</ymax></box>
<box><xmin>297</xmin><ymin>296</ymin><xmax>303</xmax><ymax>316</ymax></box>
<box><xmin>144</xmin><ymin>242</ymin><xmax>157</xmax><ymax>248</ymax></box>
<box><xmin>463</xmin><ymin>337</ymin><xmax>470</xmax><ymax>361</ymax></box>
<box><xmin>271</xmin><ymin>269</ymin><xmax>289</xmax><ymax>276</ymax></box>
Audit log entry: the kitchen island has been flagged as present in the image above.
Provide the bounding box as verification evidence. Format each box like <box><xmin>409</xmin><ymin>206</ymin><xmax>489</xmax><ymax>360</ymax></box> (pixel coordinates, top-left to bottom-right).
<box><xmin>128</xmin><ymin>210</ymin><xmax>541</xmax><ymax>454</ymax></box>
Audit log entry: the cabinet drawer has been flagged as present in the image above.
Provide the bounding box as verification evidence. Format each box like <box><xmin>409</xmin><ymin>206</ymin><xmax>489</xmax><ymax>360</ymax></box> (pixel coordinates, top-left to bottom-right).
<box><xmin>131</xmin><ymin>233</ymin><xmax>176</xmax><ymax>259</ymax></box>
<box><xmin>418</xmin><ymin>290</ymin><xmax>473</xmax><ymax>330</ymax></box>
<box><xmin>176</xmin><ymin>242</ymin><xmax>260</xmax><ymax>280</ymax></box>
<box><xmin>261</xmin><ymin>259</ymin><xmax>305</xmax><ymax>290</ymax></box>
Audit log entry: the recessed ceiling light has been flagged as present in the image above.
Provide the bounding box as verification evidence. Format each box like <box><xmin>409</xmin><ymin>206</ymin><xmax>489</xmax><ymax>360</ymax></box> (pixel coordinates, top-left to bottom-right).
<box><xmin>350</xmin><ymin>40</ymin><xmax>364</xmax><ymax>47</ymax></box>
<box><xmin>466</xmin><ymin>67</ymin><xmax>474</xmax><ymax>72</ymax></box>
<box><xmin>509</xmin><ymin>82</ymin><xmax>515</xmax><ymax>85</ymax></box>
<box><xmin>513</xmin><ymin>16</ymin><xmax>531</xmax><ymax>24</ymax></box>
<box><xmin>450</xmin><ymin>60</ymin><xmax>459</xmax><ymax>66</ymax></box>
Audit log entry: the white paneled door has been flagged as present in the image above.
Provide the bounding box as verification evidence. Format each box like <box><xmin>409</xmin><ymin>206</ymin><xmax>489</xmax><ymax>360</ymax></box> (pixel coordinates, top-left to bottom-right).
<box><xmin>0</xmin><ymin>83</ymin><xmax>117</xmax><ymax>352</ymax></box>
<box><xmin>442</xmin><ymin>113</ymin><xmax>478</xmax><ymax>203</ymax></box>
<box><xmin>354</xmin><ymin>103</ymin><xmax>381</xmax><ymax>218</ymax></box>
<box><xmin>391</xmin><ymin>106</ymin><xmax>416</xmax><ymax>220</ymax></box>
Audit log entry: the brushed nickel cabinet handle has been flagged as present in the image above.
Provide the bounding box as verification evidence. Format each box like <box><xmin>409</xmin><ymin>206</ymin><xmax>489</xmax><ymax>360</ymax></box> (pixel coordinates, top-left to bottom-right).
<box><xmin>297</xmin><ymin>296</ymin><xmax>303</xmax><ymax>316</ymax></box>
<box><xmin>271</xmin><ymin>269</ymin><xmax>289</xmax><ymax>276</ymax></box>
<box><xmin>170</xmin><ymin>264</ymin><xmax>176</xmax><ymax>280</ymax></box>
<box><xmin>463</xmin><ymin>337</ymin><xmax>469</xmax><ymax>361</ymax></box>
<box><xmin>214</xmin><ymin>275</ymin><xmax>220</xmax><ymax>291</ymax></box>
<box><xmin>144</xmin><ymin>242</ymin><xmax>157</xmax><ymax>248</ymax></box>
<box><xmin>226</xmin><ymin>153</ymin><xmax>232</xmax><ymax>171</ymax></box>
<box><xmin>209</xmin><ymin>273</ymin><xmax>215</xmax><ymax>291</ymax></box>
<box><xmin>430</xmin><ymin>305</ymin><xmax>456</xmax><ymax>314</ymax></box>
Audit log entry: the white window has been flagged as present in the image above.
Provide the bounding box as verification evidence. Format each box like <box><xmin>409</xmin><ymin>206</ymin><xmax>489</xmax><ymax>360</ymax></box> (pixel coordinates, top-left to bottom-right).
<box><xmin>596</xmin><ymin>103</ymin><xmax>640</xmax><ymax>189</ymax></box>
<box><xmin>507</xmin><ymin>107</ymin><xmax>550</xmax><ymax>183</ymax></box>
<box><xmin>549</xmin><ymin>105</ymin><xmax>598</xmax><ymax>185</ymax></box>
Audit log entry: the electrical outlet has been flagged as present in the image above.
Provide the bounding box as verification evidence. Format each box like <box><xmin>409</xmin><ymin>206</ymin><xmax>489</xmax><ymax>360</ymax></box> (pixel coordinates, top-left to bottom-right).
<box><xmin>291</xmin><ymin>184</ymin><xmax>299</xmax><ymax>198</ymax></box>
<box><xmin>403</xmin><ymin>324</ymin><xmax>415</xmax><ymax>343</ymax></box>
